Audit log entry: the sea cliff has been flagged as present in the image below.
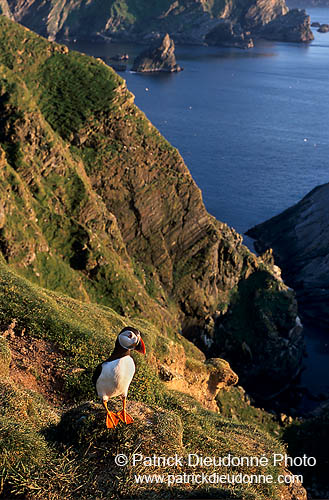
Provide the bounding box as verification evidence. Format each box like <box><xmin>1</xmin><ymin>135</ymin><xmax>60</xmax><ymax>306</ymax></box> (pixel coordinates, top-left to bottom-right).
<box><xmin>0</xmin><ymin>15</ymin><xmax>304</xmax><ymax>393</ymax></box>
<box><xmin>3</xmin><ymin>0</ymin><xmax>313</xmax><ymax>45</ymax></box>
<box><xmin>0</xmin><ymin>16</ymin><xmax>308</xmax><ymax>499</ymax></box>
<box><xmin>247</xmin><ymin>182</ymin><xmax>329</xmax><ymax>327</ymax></box>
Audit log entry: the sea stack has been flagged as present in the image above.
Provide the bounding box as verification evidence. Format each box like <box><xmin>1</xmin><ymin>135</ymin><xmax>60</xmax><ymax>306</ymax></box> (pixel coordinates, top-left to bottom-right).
<box><xmin>132</xmin><ymin>33</ymin><xmax>183</xmax><ymax>73</ymax></box>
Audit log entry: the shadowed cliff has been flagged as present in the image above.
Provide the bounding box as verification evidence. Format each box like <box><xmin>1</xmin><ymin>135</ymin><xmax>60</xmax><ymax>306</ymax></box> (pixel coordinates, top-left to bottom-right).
<box><xmin>247</xmin><ymin>182</ymin><xmax>329</xmax><ymax>327</ymax></box>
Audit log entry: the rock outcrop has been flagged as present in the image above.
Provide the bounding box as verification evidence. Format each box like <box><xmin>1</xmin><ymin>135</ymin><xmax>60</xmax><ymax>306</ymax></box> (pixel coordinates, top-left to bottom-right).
<box><xmin>260</xmin><ymin>8</ymin><xmax>314</xmax><ymax>42</ymax></box>
<box><xmin>205</xmin><ymin>21</ymin><xmax>254</xmax><ymax>49</ymax></box>
<box><xmin>247</xmin><ymin>183</ymin><xmax>329</xmax><ymax>326</ymax></box>
<box><xmin>132</xmin><ymin>33</ymin><xmax>182</xmax><ymax>73</ymax></box>
<box><xmin>243</xmin><ymin>0</ymin><xmax>288</xmax><ymax>29</ymax></box>
<box><xmin>318</xmin><ymin>23</ymin><xmax>329</xmax><ymax>32</ymax></box>
<box><xmin>0</xmin><ymin>0</ymin><xmax>13</xmax><ymax>19</ymax></box>
<box><xmin>186</xmin><ymin>267</ymin><xmax>304</xmax><ymax>397</ymax></box>
<box><xmin>3</xmin><ymin>0</ymin><xmax>314</xmax><ymax>46</ymax></box>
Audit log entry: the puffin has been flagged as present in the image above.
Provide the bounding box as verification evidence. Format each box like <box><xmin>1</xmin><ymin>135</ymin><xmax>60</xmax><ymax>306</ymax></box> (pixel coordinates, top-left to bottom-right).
<box><xmin>92</xmin><ymin>326</ymin><xmax>146</xmax><ymax>428</ymax></box>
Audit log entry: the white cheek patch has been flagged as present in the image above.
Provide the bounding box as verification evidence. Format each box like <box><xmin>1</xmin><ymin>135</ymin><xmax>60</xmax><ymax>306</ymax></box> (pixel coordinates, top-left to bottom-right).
<box><xmin>118</xmin><ymin>332</ymin><xmax>136</xmax><ymax>349</ymax></box>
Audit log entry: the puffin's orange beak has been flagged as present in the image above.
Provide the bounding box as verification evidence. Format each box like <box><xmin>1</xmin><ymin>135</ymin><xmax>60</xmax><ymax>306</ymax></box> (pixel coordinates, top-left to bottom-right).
<box><xmin>135</xmin><ymin>337</ymin><xmax>146</xmax><ymax>354</ymax></box>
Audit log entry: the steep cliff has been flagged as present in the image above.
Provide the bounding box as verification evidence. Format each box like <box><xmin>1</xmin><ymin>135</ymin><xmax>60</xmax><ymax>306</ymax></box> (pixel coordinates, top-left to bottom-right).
<box><xmin>260</xmin><ymin>8</ymin><xmax>314</xmax><ymax>42</ymax></box>
<box><xmin>247</xmin><ymin>183</ymin><xmax>329</xmax><ymax>326</ymax></box>
<box><xmin>4</xmin><ymin>0</ymin><xmax>312</xmax><ymax>45</ymax></box>
<box><xmin>0</xmin><ymin>17</ymin><xmax>311</xmax><ymax>499</ymax></box>
<box><xmin>0</xmin><ymin>15</ymin><xmax>305</xmax><ymax>393</ymax></box>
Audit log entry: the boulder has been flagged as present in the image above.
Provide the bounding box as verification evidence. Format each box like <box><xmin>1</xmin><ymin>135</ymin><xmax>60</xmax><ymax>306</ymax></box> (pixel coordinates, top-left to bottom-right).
<box><xmin>132</xmin><ymin>33</ymin><xmax>182</xmax><ymax>73</ymax></box>
<box><xmin>318</xmin><ymin>23</ymin><xmax>329</xmax><ymax>32</ymax></box>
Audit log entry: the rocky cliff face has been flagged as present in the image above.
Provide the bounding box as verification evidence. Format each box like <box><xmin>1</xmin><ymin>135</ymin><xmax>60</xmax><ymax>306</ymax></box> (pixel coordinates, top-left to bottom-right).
<box><xmin>260</xmin><ymin>8</ymin><xmax>314</xmax><ymax>42</ymax></box>
<box><xmin>132</xmin><ymin>33</ymin><xmax>182</xmax><ymax>72</ymax></box>
<box><xmin>243</xmin><ymin>0</ymin><xmax>288</xmax><ymax>29</ymax></box>
<box><xmin>205</xmin><ymin>20</ymin><xmax>254</xmax><ymax>49</ymax></box>
<box><xmin>0</xmin><ymin>15</ymin><xmax>304</xmax><ymax>394</ymax></box>
<box><xmin>4</xmin><ymin>0</ymin><xmax>313</xmax><ymax>45</ymax></box>
<box><xmin>247</xmin><ymin>183</ymin><xmax>329</xmax><ymax>327</ymax></box>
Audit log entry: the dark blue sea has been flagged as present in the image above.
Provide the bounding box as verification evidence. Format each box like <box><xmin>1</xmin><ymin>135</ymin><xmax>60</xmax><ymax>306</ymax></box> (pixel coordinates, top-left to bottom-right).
<box><xmin>67</xmin><ymin>7</ymin><xmax>329</xmax><ymax>402</ymax></box>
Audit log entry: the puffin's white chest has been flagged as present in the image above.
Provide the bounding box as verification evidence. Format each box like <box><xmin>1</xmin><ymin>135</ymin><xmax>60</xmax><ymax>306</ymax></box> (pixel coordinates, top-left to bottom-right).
<box><xmin>96</xmin><ymin>356</ymin><xmax>135</xmax><ymax>401</ymax></box>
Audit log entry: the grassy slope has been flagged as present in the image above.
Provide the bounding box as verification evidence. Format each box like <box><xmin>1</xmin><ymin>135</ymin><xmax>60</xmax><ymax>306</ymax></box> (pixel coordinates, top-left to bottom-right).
<box><xmin>0</xmin><ymin>257</ymin><xmax>291</xmax><ymax>499</ymax></box>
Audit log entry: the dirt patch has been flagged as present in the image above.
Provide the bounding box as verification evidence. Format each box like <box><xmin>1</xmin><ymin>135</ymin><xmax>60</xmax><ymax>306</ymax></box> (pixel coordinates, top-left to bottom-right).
<box><xmin>3</xmin><ymin>321</ymin><xmax>69</xmax><ymax>406</ymax></box>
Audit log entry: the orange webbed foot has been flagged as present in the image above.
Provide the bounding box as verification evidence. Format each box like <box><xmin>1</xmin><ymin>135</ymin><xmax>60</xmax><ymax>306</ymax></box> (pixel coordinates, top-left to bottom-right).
<box><xmin>106</xmin><ymin>411</ymin><xmax>120</xmax><ymax>429</ymax></box>
<box><xmin>117</xmin><ymin>409</ymin><xmax>134</xmax><ymax>424</ymax></box>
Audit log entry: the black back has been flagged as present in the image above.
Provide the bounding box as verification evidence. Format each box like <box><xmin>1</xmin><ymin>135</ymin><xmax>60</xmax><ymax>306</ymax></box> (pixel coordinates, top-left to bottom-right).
<box><xmin>92</xmin><ymin>326</ymin><xmax>141</xmax><ymax>392</ymax></box>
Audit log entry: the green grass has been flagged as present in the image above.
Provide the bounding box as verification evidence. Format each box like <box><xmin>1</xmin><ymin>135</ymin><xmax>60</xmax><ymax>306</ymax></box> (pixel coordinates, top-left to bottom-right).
<box><xmin>0</xmin><ymin>336</ymin><xmax>11</xmax><ymax>377</ymax></box>
<box><xmin>37</xmin><ymin>52</ymin><xmax>118</xmax><ymax>139</ymax></box>
<box><xmin>216</xmin><ymin>386</ymin><xmax>281</xmax><ymax>435</ymax></box>
<box><xmin>0</xmin><ymin>255</ymin><xmax>174</xmax><ymax>401</ymax></box>
<box><xmin>53</xmin><ymin>393</ymin><xmax>288</xmax><ymax>499</ymax></box>
<box><xmin>0</xmin><ymin>253</ymin><xmax>297</xmax><ymax>500</ymax></box>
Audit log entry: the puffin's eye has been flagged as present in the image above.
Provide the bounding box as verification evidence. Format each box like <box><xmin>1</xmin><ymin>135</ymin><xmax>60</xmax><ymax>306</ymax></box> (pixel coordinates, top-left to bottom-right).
<box><xmin>128</xmin><ymin>333</ymin><xmax>133</xmax><ymax>338</ymax></box>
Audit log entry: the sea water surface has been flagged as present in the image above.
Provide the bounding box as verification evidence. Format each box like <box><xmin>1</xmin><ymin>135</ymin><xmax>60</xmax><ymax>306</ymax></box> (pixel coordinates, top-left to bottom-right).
<box><xmin>67</xmin><ymin>8</ymin><xmax>329</xmax><ymax>402</ymax></box>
